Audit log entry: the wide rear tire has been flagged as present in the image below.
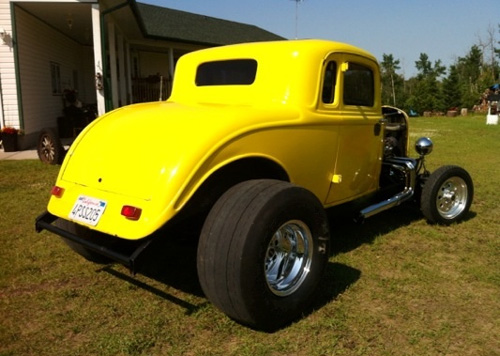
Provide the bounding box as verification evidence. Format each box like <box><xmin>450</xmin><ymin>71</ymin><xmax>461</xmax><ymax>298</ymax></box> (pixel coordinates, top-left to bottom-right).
<box><xmin>421</xmin><ymin>165</ymin><xmax>473</xmax><ymax>225</ymax></box>
<box><xmin>197</xmin><ymin>179</ymin><xmax>330</xmax><ymax>331</ymax></box>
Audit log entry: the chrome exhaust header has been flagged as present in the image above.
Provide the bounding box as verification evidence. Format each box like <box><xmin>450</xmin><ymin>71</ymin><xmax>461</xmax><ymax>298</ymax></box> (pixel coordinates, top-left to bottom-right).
<box><xmin>359</xmin><ymin>157</ymin><xmax>417</xmax><ymax>220</ymax></box>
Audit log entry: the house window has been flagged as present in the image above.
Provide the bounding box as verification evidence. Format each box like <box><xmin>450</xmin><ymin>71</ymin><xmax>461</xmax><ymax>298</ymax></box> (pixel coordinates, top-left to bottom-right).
<box><xmin>196</xmin><ymin>59</ymin><xmax>257</xmax><ymax>86</ymax></box>
<box><xmin>343</xmin><ymin>62</ymin><xmax>374</xmax><ymax>106</ymax></box>
<box><xmin>50</xmin><ymin>62</ymin><xmax>61</xmax><ymax>95</ymax></box>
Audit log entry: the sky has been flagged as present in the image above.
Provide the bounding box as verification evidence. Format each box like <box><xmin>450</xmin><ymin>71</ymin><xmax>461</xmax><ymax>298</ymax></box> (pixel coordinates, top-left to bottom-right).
<box><xmin>140</xmin><ymin>0</ymin><xmax>499</xmax><ymax>78</ymax></box>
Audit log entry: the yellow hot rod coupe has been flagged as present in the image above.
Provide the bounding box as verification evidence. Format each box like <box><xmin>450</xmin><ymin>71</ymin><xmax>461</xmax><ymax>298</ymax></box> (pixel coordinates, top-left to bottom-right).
<box><xmin>36</xmin><ymin>39</ymin><xmax>473</xmax><ymax>330</ymax></box>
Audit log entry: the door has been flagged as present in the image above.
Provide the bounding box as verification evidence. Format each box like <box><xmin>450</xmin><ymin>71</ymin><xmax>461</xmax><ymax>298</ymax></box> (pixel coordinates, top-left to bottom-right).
<box><xmin>325</xmin><ymin>55</ymin><xmax>383</xmax><ymax>204</ymax></box>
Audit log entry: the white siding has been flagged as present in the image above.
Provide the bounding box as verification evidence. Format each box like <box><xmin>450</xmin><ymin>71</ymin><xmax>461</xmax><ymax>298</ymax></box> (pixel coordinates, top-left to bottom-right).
<box><xmin>0</xmin><ymin>0</ymin><xmax>20</xmax><ymax>129</ymax></box>
<box><xmin>15</xmin><ymin>5</ymin><xmax>95</xmax><ymax>135</ymax></box>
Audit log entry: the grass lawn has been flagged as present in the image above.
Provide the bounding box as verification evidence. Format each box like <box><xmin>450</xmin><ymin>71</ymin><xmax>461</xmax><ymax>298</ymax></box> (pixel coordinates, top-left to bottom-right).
<box><xmin>0</xmin><ymin>115</ymin><xmax>499</xmax><ymax>355</ymax></box>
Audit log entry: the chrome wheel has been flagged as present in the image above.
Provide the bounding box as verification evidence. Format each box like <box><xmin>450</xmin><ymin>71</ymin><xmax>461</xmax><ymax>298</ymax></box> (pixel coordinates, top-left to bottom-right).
<box><xmin>435</xmin><ymin>177</ymin><xmax>468</xmax><ymax>219</ymax></box>
<box><xmin>198</xmin><ymin>180</ymin><xmax>330</xmax><ymax>330</ymax></box>
<box><xmin>37</xmin><ymin>128</ymin><xmax>64</xmax><ymax>164</ymax></box>
<box><xmin>421</xmin><ymin>165</ymin><xmax>473</xmax><ymax>225</ymax></box>
<box><xmin>265</xmin><ymin>220</ymin><xmax>313</xmax><ymax>296</ymax></box>
<box><xmin>40</xmin><ymin>135</ymin><xmax>55</xmax><ymax>162</ymax></box>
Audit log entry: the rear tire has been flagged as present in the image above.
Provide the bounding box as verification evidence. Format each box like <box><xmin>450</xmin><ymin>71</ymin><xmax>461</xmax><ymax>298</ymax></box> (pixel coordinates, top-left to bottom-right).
<box><xmin>197</xmin><ymin>179</ymin><xmax>330</xmax><ymax>331</ymax></box>
<box><xmin>421</xmin><ymin>165</ymin><xmax>473</xmax><ymax>225</ymax></box>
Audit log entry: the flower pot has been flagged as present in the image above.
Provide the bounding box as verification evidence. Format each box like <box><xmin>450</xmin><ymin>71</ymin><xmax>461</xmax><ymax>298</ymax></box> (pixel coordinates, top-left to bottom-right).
<box><xmin>1</xmin><ymin>133</ymin><xmax>18</xmax><ymax>152</ymax></box>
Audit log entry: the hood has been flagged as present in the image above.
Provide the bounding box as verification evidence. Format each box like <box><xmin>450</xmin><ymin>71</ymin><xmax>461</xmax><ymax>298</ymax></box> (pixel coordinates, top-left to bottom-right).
<box><xmin>61</xmin><ymin>101</ymin><xmax>296</xmax><ymax>201</ymax></box>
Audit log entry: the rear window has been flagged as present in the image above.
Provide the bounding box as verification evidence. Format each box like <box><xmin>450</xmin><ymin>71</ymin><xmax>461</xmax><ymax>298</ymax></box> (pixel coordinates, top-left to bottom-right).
<box><xmin>196</xmin><ymin>59</ymin><xmax>257</xmax><ymax>86</ymax></box>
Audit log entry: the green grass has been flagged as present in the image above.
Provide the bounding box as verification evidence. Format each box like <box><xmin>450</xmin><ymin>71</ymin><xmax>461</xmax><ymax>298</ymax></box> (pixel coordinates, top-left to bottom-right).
<box><xmin>1</xmin><ymin>115</ymin><xmax>499</xmax><ymax>355</ymax></box>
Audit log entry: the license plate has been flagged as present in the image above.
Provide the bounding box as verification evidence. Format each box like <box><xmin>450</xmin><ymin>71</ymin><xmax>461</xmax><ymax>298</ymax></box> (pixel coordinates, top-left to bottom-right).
<box><xmin>69</xmin><ymin>195</ymin><xmax>107</xmax><ymax>226</ymax></box>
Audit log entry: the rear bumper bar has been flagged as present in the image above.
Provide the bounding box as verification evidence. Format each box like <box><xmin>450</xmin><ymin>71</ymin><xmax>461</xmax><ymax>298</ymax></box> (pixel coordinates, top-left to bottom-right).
<box><xmin>35</xmin><ymin>211</ymin><xmax>152</xmax><ymax>273</ymax></box>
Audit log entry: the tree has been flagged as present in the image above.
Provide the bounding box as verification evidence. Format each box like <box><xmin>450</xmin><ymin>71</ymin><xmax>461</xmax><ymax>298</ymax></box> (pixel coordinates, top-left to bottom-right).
<box><xmin>455</xmin><ymin>45</ymin><xmax>484</xmax><ymax>108</ymax></box>
<box><xmin>415</xmin><ymin>53</ymin><xmax>446</xmax><ymax>79</ymax></box>
<box><xmin>478</xmin><ymin>24</ymin><xmax>500</xmax><ymax>82</ymax></box>
<box><xmin>405</xmin><ymin>53</ymin><xmax>446</xmax><ymax>113</ymax></box>
<box><xmin>496</xmin><ymin>24</ymin><xmax>500</xmax><ymax>62</ymax></box>
<box><xmin>398</xmin><ymin>23</ymin><xmax>500</xmax><ymax>113</ymax></box>
<box><xmin>442</xmin><ymin>65</ymin><xmax>461</xmax><ymax>109</ymax></box>
<box><xmin>380</xmin><ymin>54</ymin><xmax>401</xmax><ymax>106</ymax></box>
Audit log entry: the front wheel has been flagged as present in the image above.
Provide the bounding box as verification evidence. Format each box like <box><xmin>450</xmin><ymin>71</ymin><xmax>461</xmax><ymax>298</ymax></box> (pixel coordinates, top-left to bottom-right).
<box><xmin>420</xmin><ymin>165</ymin><xmax>473</xmax><ymax>225</ymax></box>
<box><xmin>197</xmin><ymin>180</ymin><xmax>330</xmax><ymax>331</ymax></box>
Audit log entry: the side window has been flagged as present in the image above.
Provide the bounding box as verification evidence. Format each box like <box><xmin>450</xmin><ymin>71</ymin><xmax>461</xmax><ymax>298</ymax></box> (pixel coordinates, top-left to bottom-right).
<box><xmin>321</xmin><ymin>61</ymin><xmax>337</xmax><ymax>104</ymax></box>
<box><xmin>343</xmin><ymin>62</ymin><xmax>374</xmax><ymax>106</ymax></box>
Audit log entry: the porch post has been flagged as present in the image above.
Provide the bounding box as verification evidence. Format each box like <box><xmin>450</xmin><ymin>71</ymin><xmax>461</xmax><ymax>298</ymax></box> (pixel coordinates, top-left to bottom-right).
<box><xmin>168</xmin><ymin>47</ymin><xmax>175</xmax><ymax>79</ymax></box>
<box><xmin>168</xmin><ymin>47</ymin><xmax>174</xmax><ymax>97</ymax></box>
<box><xmin>117</xmin><ymin>33</ymin><xmax>127</xmax><ymax>106</ymax></box>
<box><xmin>0</xmin><ymin>74</ymin><xmax>4</xmax><ymax>129</ymax></box>
<box><xmin>91</xmin><ymin>4</ymin><xmax>105</xmax><ymax>116</ymax></box>
<box><xmin>108</xmin><ymin>21</ymin><xmax>119</xmax><ymax>109</ymax></box>
<box><xmin>125</xmin><ymin>42</ymin><xmax>132</xmax><ymax>104</ymax></box>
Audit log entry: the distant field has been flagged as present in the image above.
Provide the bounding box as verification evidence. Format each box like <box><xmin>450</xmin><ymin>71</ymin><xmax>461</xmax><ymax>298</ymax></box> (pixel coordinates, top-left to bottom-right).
<box><xmin>0</xmin><ymin>115</ymin><xmax>498</xmax><ymax>356</ymax></box>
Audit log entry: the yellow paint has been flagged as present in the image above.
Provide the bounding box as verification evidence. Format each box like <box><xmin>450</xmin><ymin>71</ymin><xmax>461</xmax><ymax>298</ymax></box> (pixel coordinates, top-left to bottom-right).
<box><xmin>47</xmin><ymin>39</ymin><xmax>396</xmax><ymax>240</ymax></box>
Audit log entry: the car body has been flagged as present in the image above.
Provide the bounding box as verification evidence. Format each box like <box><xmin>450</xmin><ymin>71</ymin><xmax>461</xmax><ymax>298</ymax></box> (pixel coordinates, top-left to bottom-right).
<box><xmin>45</xmin><ymin>40</ymin><xmax>385</xmax><ymax>239</ymax></box>
<box><xmin>36</xmin><ymin>39</ymin><xmax>473</xmax><ymax>330</ymax></box>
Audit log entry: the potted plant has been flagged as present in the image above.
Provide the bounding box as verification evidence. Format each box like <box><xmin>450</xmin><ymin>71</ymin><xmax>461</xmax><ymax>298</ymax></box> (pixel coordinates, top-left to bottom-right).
<box><xmin>1</xmin><ymin>127</ymin><xmax>22</xmax><ymax>152</ymax></box>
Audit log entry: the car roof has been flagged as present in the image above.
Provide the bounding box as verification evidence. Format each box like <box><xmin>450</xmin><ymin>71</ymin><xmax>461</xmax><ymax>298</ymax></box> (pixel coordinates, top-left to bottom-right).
<box><xmin>183</xmin><ymin>39</ymin><xmax>377</xmax><ymax>63</ymax></box>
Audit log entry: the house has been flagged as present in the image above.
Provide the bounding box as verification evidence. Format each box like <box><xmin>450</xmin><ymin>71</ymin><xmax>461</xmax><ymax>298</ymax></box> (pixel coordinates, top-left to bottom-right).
<box><xmin>0</xmin><ymin>0</ymin><xmax>283</xmax><ymax>150</ymax></box>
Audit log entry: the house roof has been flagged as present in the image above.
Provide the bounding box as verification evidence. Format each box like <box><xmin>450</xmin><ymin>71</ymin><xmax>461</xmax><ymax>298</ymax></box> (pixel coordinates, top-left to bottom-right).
<box><xmin>133</xmin><ymin>2</ymin><xmax>285</xmax><ymax>46</ymax></box>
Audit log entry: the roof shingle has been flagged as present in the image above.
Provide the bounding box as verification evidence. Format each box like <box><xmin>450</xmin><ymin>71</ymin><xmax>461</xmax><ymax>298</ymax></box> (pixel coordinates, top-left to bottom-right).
<box><xmin>134</xmin><ymin>2</ymin><xmax>285</xmax><ymax>45</ymax></box>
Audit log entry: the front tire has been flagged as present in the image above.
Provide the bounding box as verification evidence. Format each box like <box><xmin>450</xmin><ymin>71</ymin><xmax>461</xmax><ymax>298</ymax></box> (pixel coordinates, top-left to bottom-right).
<box><xmin>421</xmin><ymin>165</ymin><xmax>473</xmax><ymax>225</ymax></box>
<box><xmin>197</xmin><ymin>180</ymin><xmax>330</xmax><ymax>330</ymax></box>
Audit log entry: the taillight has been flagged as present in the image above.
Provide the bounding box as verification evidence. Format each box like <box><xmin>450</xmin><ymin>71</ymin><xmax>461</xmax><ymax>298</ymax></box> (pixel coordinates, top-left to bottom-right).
<box><xmin>50</xmin><ymin>186</ymin><xmax>64</xmax><ymax>198</ymax></box>
<box><xmin>121</xmin><ymin>205</ymin><xmax>142</xmax><ymax>220</ymax></box>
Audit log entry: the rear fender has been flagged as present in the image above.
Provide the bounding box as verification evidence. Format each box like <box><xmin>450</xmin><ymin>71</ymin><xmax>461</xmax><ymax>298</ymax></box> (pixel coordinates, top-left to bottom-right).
<box><xmin>172</xmin><ymin>156</ymin><xmax>289</xmax><ymax>221</ymax></box>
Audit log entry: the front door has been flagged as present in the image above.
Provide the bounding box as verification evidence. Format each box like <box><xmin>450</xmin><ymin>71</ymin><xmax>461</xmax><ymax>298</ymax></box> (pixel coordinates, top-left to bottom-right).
<box><xmin>325</xmin><ymin>55</ymin><xmax>383</xmax><ymax>204</ymax></box>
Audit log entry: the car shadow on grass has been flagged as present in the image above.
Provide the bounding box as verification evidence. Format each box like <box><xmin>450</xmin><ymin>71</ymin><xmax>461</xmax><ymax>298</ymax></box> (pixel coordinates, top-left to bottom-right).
<box><xmin>99</xmin><ymin>202</ymin><xmax>426</xmax><ymax>327</ymax></box>
<box><xmin>98</xmin><ymin>224</ymin><xmax>207</xmax><ymax>315</ymax></box>
<box><xmin>327</xmin><ymin>201</ymin><xmax>423</xmax><ymax>255</ymax></box>
<box><xmin>132</xmin><ymin>224</ymin><xmax>204</xmax><ymax>297</ymax></box>
<box><xmin>326</xmin><ymin>200</ymin><xmax>477</xmax><ymax>256</ymax></box>
<box><xmin>100</xmin><ymin>266</ymin><xmax>208</xmax><ymax>315</ymax></box>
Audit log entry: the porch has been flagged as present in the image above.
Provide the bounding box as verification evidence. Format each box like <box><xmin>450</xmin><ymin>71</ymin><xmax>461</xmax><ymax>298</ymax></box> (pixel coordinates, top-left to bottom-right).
<box><xmin>132</xmin><ymin>75</ymin><xmax>172</xmax><ymax>103</ymax></box>
<box><xmin>0</xmin><ymin>0</ymin><xmax>284</xmax><ymax>150</ymax></box>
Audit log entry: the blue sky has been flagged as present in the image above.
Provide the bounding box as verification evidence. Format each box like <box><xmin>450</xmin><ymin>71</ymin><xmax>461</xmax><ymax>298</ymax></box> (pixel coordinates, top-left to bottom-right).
<box><xmin>141</xmin><ymin>0</ymin><xmax>499</xmax><ymax>78</ymax></box>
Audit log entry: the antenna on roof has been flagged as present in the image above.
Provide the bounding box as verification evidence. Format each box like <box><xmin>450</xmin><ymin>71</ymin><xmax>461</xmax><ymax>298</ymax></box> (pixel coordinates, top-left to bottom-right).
<box><xmin>290</xmin><ymin>0</ymin><xmax>304</xmax><ymax>39</ymax></box>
